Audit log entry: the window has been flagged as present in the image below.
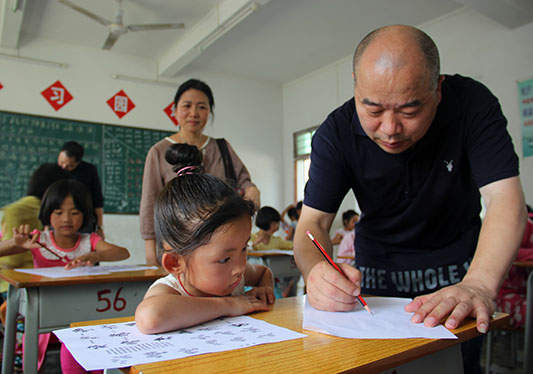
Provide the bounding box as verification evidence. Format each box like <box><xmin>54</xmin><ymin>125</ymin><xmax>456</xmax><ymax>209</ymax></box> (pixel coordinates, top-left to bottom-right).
<box><xmin>293</xmin><ymin>126</ymin><xmax>318</xmax><ymax>201</ymax></box>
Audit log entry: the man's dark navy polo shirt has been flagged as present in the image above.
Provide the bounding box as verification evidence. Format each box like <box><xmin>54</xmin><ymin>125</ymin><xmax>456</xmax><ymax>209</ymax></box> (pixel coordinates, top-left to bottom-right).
<box><xmin>305</xmin><ymin>74</ymin><xmax>519</xmax><ymax>297</ymax></box>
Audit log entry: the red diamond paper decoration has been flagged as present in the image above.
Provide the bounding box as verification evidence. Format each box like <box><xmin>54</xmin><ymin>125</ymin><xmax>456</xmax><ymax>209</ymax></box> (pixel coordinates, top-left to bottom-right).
<box><xmin>163</xmin><ymin>102</ymin><xmax>178</xmax><ymax>126</ymax></box>
<box><xmin>107</xmin><ymin>90</ymin><xmax>135</xmax><ymax>119</ymax></box>
<box><xmin>41</xmin><ymin>80</ymin><xmax>73</xmax><ymax>111</ymax></box>
<box><xmin>0</xmin><ymin>83</ymin><xmax>3</xmax><ymax>90</ymax></box>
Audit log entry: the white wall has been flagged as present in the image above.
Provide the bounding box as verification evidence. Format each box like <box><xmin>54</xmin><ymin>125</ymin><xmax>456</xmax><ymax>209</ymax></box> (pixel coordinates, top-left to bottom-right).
<box><xmin>282</xmin><ymin>7</ymin><xmax>533</xmax><ymax>233</ymax></box>
<box><xmin>0</xmin><ymin>38</ymin><xmax>283</xmax><ymax>264</ymax></box>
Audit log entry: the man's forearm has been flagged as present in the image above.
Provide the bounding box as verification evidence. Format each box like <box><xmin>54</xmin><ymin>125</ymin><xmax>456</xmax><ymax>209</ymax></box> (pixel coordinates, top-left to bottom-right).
<box><xmin>465</xmin><ymin>177</ymin><xmax>526</xmax><ymax>297</ymax></box>
<box><xmin>293</xmin><ymin>206</ymin><xmax>336</xmax><ymax>280</ymax></box>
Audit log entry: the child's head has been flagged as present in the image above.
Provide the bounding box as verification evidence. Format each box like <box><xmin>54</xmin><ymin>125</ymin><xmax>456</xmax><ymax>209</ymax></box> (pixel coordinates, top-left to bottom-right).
<box><xmin>295</xmin><ymin>201</ymin><xmax>303</xmax><ymax>219</ymax></box>
<box><xmin>38</xmin><ymin>179</ymin><xmax>93</xmax><ymax>231</ymax></box>
<box><xmin>155</xmin><ymin>143</ymin><xmax>255</xmax><ymax>264</ymax></box>
<box><xmin>287</xmin><ymin>207</ymin><xmax>298</xmax><ymax>221</ymax></box>
<box><xmin>342</xmin><ymin>209</ymin><xmax>360</xmax><ymax>230</ymax></box>
<box><xmin>255</xmin><ymin>206</ymin><xmax>281</xmax><ymax>233</ymax></box>
<box><xmin>26</xmin><ymin>163</ymin><xmax>69</xmax><ymax>199</ymax></box>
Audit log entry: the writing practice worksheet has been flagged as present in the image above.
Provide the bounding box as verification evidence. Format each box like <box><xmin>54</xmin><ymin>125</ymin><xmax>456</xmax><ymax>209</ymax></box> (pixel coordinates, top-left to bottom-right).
<box><xmin>54</xmin><ymin>316</ymin><xmax>306</xmax><ymax>370</ymax></box>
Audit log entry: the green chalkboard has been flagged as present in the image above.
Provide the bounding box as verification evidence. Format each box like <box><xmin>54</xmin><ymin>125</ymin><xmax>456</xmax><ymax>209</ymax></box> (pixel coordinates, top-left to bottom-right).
<box><xmin>0</xmin><ymin>111</ymin><xmax>174</xmax><ymax>214</ymax></box>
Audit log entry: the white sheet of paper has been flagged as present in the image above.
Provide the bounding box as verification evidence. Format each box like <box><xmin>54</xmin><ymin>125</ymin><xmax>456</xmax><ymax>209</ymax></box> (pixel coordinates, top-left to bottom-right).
<box><xmin>54</xmin><ymin>316</ymin><xmax>306</xmax><ymax>370</ymax></box>
<box><xmin>303</xmin><ymin>296</ymin><xmax>457</xmax><ymax>339</ymax></box>
<box><xmin>14</xmin><ymin>265</ymin><xmax>158</xmax><ymax>278</ymax></box>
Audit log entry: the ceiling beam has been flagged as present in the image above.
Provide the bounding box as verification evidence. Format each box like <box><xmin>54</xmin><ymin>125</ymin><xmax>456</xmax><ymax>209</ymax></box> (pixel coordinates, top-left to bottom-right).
<box><xmin>157</xmin><ymin>0</ymin><xmax>270</xmax><ymax>77</ymax></box>
<box><xmin>0</xmin><ymin>0</ymin><xmax>27</xmax><ymax>49</ymax></box>
<box><xmin>455</xmin><ymin>0</ymin><xmax>533</xmax><ymax>29</ymax></box>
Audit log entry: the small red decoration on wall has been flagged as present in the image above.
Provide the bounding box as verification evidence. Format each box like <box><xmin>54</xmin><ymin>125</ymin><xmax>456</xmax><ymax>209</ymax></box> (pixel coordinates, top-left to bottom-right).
<box><xmin>0</xmin><ymin>83</ymin><xmax>4</xmax><ymax>90</ymax></box>
<box><xmin>41</xmin><ymin>80</ymin><xmax>73</xmax><ymax>111</ymax></box>
<box><xmin>106</xmin><ymin>90</ymin><xmax>135</xmax><ymax>119</ymax></box>
<box><xmin>163</xmin><ymin>102</ymin><xmax>178</xmax><ymax>126</ymax></box>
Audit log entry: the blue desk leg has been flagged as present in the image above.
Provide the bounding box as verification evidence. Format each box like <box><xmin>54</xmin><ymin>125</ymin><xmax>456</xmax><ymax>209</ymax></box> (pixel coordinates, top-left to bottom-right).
<box><xmin>22</xmin><ymin>288</ymin><xmax>39</xmax><ymax>374</ymax></box>
<box><xmin>1</xmin><ymin>285</ymin><xmax>19</xmax><ymax>374</ymax></box>
<box><xmin>524</xmin><ymin>270</ymin><xmax>532</xmax><ymax>374</ymax></box>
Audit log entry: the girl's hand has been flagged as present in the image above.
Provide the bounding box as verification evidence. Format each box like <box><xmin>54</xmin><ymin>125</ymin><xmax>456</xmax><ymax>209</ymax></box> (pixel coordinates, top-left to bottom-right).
<box><xmin>64</xmin><ymin>253</ymin><xmax>100</xmax><ymax>270</ymax></box>
<box><xmin>245</xmin><ymin>286</ymin><xmax>275</xmax><ymax>305</ymax></box>
<box><xmin>225</xmin><ymin>295</ymin><xmax>271</xmax><ymax>316</ymax></box>
<box><xmin>12</xmin><ymin>225</ymin><xmax>38</xmax><ymax>249</ymax></box>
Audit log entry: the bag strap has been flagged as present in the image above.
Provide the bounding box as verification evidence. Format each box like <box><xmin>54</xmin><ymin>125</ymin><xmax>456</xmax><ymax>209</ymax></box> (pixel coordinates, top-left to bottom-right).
<box><xmin>215</xmin><ymin>138</ymin><xmax>237</xmax><ymax>187</ymax></box>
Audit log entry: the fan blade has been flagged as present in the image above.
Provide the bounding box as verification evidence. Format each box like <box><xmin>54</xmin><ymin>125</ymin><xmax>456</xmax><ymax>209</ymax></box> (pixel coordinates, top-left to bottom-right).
<box><xmin>102</xmin><ymin>32</ymin><xmax>120</xmax><ymax>50</ymax></box>
<box><xmin>127</xmin><ymin>23</ymin><xmax>185</xmax><ymax>32</ymax></box>
<box><xmin>59</xmin><ymin>0</ymin><xmax>112</xmax><ymax>26</ymax></box>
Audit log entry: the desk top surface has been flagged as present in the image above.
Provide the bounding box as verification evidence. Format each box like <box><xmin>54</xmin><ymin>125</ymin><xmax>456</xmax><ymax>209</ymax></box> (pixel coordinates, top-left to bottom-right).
<box><xmin>71</xmin><ymin>296</ymin><xmax>509</xmax><ymax>374</ymax></box>
<box><xmin>0</xmin><ymin>267</ymin><xmax>167</xmax><ymax>288</ymax></box>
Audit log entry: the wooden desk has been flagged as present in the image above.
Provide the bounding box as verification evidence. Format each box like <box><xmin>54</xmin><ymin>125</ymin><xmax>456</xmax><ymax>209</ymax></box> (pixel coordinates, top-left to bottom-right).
<box><xmin>71</xmin><ymin>296</ymin><xmax>509</xmax><ymax>374</ymax></box>
<box><xmin>0</xmin><ymin>267</ymin><xmax>166</xmax><ymax>374</ymax></box>
<box><xmin>513</xmin><ymin>260</ymin><xmax>533</xmax><ymax>374</ymax></box>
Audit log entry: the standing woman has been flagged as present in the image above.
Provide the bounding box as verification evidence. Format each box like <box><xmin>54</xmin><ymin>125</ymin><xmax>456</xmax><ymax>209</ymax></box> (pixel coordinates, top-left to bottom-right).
<box><xmin>140</xmin><ymin>79</ymin><xmax>260</xmax><ymax>265</ymax></box>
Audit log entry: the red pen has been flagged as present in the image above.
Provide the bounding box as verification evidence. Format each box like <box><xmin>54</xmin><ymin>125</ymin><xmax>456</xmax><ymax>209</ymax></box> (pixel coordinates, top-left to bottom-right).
<box><xmin>306</xmin><ymin>230</ymin><xmax>372</xmax><ymax>315</ymax></box>
<box><xmin>30</xmin><ymin>229</ymin><xmax>69</xmax><ymax>264</ymax></box>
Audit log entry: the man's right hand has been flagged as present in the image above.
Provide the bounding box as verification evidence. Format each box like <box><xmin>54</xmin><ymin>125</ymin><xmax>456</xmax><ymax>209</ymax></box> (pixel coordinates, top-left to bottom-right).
<box><xmin>306</xmin><ymin>260</ymin><xmax>362</xmax><ymax>312</ymax></box>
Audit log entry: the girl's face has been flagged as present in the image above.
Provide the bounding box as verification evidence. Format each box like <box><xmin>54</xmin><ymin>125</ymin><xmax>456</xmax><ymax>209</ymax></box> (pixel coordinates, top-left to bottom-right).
<box><xmin>345</xmin><ymin>215</ymin><xmax>359</xmax><ymax>231</ymax></box>
<box><xmin>175</xmin><ymin>88</ymin><xmax>211</xmax><ymax>133</ymax></box>
<box><xmin>182</xmin><ymin>214</ymin><xmax>251</xmax><ymax>297</ymax></box>
<box><xmin>49</xmin><ymin>194</ymin><xmax>84</xmax><ymax>237</ymax></box>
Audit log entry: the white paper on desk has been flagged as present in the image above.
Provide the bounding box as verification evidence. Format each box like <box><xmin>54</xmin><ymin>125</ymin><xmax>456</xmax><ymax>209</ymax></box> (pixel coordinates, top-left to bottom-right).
<box><xmin>14</xmin><ymin>265</ymin><xmax>158</xmax><ymax>278</ymax></box>
<box><xmin>303</xmin><ymin>296</ymin><xmax>457</xmax><ymax>339</ymax></box>
<box><xmin>54</xmin><ymin>316</ymin><xmax>306</xmax><ymax>371</ymax></box>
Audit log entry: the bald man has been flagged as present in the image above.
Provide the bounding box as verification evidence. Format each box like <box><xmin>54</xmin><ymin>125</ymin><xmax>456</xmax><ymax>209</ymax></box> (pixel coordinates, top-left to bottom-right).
<box><xmin>294</xmin><ymin>25</ymin><xmax>526</xmax><ymax>372</ymax></box>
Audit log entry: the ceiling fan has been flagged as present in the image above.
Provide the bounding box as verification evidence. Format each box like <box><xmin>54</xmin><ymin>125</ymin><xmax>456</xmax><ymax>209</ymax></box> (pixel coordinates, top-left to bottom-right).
<box><xmin>58</xmin><ymin>0</ymin><xmax>185</xmax><ymax>50</ymax></box>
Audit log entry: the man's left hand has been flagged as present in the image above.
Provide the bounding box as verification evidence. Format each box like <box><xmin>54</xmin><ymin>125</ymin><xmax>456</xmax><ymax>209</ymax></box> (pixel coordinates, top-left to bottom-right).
<box><xmin>404</xmin><ymin>279</ymin><xmax>495</xmax><ymax>334</ymax></box>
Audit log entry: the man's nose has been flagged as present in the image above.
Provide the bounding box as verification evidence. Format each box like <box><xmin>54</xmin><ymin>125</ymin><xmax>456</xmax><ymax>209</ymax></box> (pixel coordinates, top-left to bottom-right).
<box><xmin>380</xmin><ymin>112</ymin><xmax>401</xmax><ymax>136</ymax></box>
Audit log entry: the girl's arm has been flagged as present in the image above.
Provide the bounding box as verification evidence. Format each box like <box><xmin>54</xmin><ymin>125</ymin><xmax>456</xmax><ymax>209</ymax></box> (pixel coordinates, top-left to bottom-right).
<box><xmin>64</xmin><ymin>238</ymin><xmax>130</xmax><ymax>269</ymax></box>
<box><xmin>244</xmin><ymin>263</ymin><xmax>275</xmax><ymax>305</ymax></box>
<box><xmin>135</xmin><ymin>284</ymin><xmax>269</xmax><ymax>334</ymax></box>
<box><xmin>0</xmin><ymin>225</ymin><xmax>36</xmax><ymax>257</ymax></box>
<box><xmin>0</xmin><ymin>237</ymin><xmax>28</xmax><ymax>257</ymax></box>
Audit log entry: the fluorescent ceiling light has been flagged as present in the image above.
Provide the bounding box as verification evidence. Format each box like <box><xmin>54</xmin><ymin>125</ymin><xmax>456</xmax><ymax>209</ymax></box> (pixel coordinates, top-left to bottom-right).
<box><xmin>199</xmin><ymin>3</ymin><xmax>258</xmax><ymax>51</ymax></box>
<box><xmin>111</xmin><ymin>74</ymin><xmax>177</xmax><ymax>87</ymax></box>
<box><xmin>0</xmin><ymin>52</ymin><xmax>68</xmax><ymax>68</ymax></box>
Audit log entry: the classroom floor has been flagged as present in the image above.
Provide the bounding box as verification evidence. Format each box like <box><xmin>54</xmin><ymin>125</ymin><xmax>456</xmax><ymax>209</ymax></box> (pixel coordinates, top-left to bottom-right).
<box><xmin>0</xmin><ymin>328</ymin><xmax>525</xmax><ymax>373</ymax></box>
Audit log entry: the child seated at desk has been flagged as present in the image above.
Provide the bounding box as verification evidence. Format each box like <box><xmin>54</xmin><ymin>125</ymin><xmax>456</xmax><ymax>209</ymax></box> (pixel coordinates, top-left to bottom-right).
<box><xmin>251</xmin><ymin>206</ymin><xmax>293</xmax><ymax>251</ymax></box>
<box><xmin>135</xmin><ymin>144</ymin><xmax>274</xmax><ymax>334</ymax></box>
<box><xmin>496</xmin><ymin>205</ymin><xmax>533</xmax><ymax>328</ymax></box>
<box><xmin>331</xmin><ymin>209</ymin><xmax>359</xmax><ymax>246</ymax></box>
<box><xmin>0</xmin><ymin>179</ymin><xmax>130</xmax><ymax>373</ymax></box>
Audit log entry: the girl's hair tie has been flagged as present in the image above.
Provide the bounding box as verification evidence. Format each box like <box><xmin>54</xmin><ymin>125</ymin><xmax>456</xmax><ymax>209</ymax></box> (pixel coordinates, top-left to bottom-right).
<box><xmin>176</xmin><ymin>166</ymin><xmax>198</xmax><ymax>177</ymax></box>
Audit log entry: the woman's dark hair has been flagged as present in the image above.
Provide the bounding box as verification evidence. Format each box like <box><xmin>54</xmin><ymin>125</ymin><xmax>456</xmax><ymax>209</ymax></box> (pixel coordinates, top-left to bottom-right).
<box><xmin>342</xmin><ymin>209</ymin><xmax>359</xmax><ymax>225</ymax></box>
<box><xmin>26</xmin><ymin>163</ymin><xmax>70</xmax><ymax>199</ymax></box>
<box><xmin>154</xmin><ymin>143</ymin><xmax>254</xmax><ymax>262</ymax></box>
<box><xmin>60</xmin><ymin>141</ymin><xmax>84</xmax><ymax>163</ymax></box>
<box><xmin>38</xmin><ymin>179</ymin><xmax>93</xmax><ymax>229</ymax></box>
<box><xmin>173</xmin><ymin>78</ymin><xmax>215</xmax><ymax>114</ymax></box>
<box><xmin>255</xmin><ymin>206</ymin><xmax>281</xmax><ymax>231</ymax></box>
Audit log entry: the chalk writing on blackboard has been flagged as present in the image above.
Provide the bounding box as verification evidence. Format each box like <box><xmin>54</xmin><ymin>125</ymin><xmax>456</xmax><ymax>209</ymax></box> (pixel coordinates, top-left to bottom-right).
<box><xmin>0</xmin><ymin>111</ymin><xmax>173</xmax><ymax>214</ymax></box>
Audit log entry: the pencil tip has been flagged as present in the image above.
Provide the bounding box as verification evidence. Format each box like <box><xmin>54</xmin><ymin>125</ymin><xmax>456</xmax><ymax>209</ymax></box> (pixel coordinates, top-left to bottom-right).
<box><xmin>365</xmin><ymin>306</ymin><xmax>373</xmax><ymax>315</ymax></box>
